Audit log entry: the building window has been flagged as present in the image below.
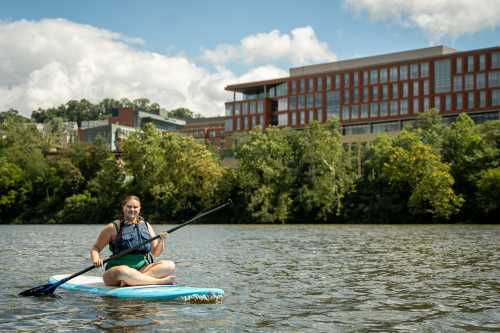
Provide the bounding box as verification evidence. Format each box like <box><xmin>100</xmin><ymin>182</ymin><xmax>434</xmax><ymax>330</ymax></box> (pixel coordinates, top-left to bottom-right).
<box><xmin>480</xmin><ymin>91</ymin><xmax>486</xmax><ymax>107</ymax></box>
<box><xmin>421</xmin><ymin>62</ymin><xmax>429</xmax><ymax>78</ymax></box>
<box><xmin>392</xmin><ymin>84</ymin><xmax>399</xmax><ymax>99</ymax></box>
<box><xmin>276</xmin><ymin>82</ymin><xmax>288</xmax><ymax>96</ymax></box>
<box><xmin>234</xmin><ymin>103</ymin><xmax>241</xmax><ymax>116</ymax></box>
<box><xmin>326</xmin><ymin>76</ymin><xmax>332</xmax><ymax>90</ymax></box>
<box><xmin>259</xmin><ymin>115</ymin><xmax>264</xmax><ymax>127</ymax></box>
<box><xmin>456</xmin><ymin>57</ymin><xmax>463</xmax><ymax>74</ymax></box>
<box><xmin>492</xmin><ymin>52</ymin><xmax>500</xmax><ymax>69</ymax></box>
<box><xmin>372</xmin><ymin>86</ymin><xmax>379</xmax><ymax>101</ymax></box>
<box><xmin>327</xmin><ymin>91</ymin><xmax>340</xmax><ymax>119</ymax></box>
<box><xmin>249</xmin><ymin>101</ymin><xmax>256</xmax><ymax>113</ymax></box>
<box><xmin>464</xmin><ymin>74</ymin><xmax>474</xmax><ymax>91</ymax></box>
<box><xmin>242</xmin><ymin>102</ymin><xmax>248</xmax><ymax>115</ymax></box>
<box><xmin>413</xmin><ymin>98</ymin><xmax>419</xmax><ymax>113</ymax></box>
<box><xmin>236</xmin><ymin>118</ymin><xmax>241</xmax><ymax>130</ymax></box>
<box><xmin>423</xmin><ymin>80</ymin><xmax>429</xmax><ymax>95</ymax></box>
<box><xmin>278</xmin><ymin>98</ymin><xmax>288</xmax><ymax>111</ymax></box>
<box><xmin>413</xmin><ymin>81</ymin><xmax>419</xmax><ymax>96</ymax></box>
<box><xmin>370</xmin><ymin>103</ymin><xmax>379</xmax><ymax>118</ymax></box>
<box><xmin>251</xmin><ymin>116</ymin><xmax>256</xmax><ymax>128</ymax></box>
<box><xmin>488</xmin><ymin>71</ymin><xmax>500</xmax><ymax>87</ymax></box>
<box><xmin>352</xmin><ymin>105</ymin><xmax>359</xmax><ymax>119</ymax></box>
<box><xmin>380</xmin><ymin>102</ymin><xmax>388</xmax><ymax>116</ymax></box>
<box><xmin>225</xmin><ymin>119</ymin><xmax>233</xmax><ymax>131</ymax></box>
<box><xmin>243</xmin><ymin>117</ymin><xmax>249</xmax><ymax>130</ymax></box>
<box><xmin>363</xmin><ymin>71</ymin><xmax>369</xmax><ymax>85</ymax></box>
<box><xmin>335</xmin><ymin>74</ymin><xmax>341</xmax><ymax>89</ymax></box>
<box><xmin>372</xmin><ymin>121</ymin><xmax>400</xmax><ymax>134</ymax></box>
<box><xmin>476</xmin><ymin>73</ymin><xmax>486</xmax><ymax>89</ymax></box>
<box><xmin>468</xmin><ymin>92</ymin><xmax>475</xmax><ymax>109</ymax></box>
<box><xmin>289</xmin><ymin>96</ymin><xmax>297</xmax><ymax>110</ymax></box>
<box><xmin>402</xmin><ymin>82</ymin><xmax>409</xmax><ymax>98</ymax></box>
<box><xmin>424</xmin><ymin>97</ymin><xmax>429</xmax><ymax>112</ymax></box>
<box><xmin>308</xmin><ymin>78</ymin><xmax>314</xmax><ymax>92</ymax></box>
<box><xmin>291</xmin><ymin>112</ymin><xmax>297</xmax><ymax>126</ymax></box>
<box><xmin>317</xmin><ymin>77</ymin><xmax>323</xmax><ymax>91</ymax></box>
<box><xmin>308</xmin><ymin>110</ymin><xmax>315</xmax><ymax>123</ymax></box>
<box><xmin>278</xmin><ymin>113</ymin><xmax>287</xmax><ymax>126</ymax></box>
<box><xmin>306</xmin><ymin>94</ymin><xmax>314</xmax><ymax>109</ymax></box>
<box><xmin>360</xmin><ymin>104</ymin><xmax>368</xmax><ymax>118</ymax></box>
<box><xmin>454</xmin><ymin>76</ymin><xmax>463</xmax><ymax>92</ymax></box>
<box><xmin>342</xmin><ymin>106</ymin><xmax>350</xmax><ymax>120</ymax></box>
<box><xmin>315</xmin><ymin>93</ymin><xmax>322</xmax><ymax>108</ymax></box>
<box><xmin>400</xmin><ymin>65</ymin><xmax>408</xmax><ymax>81</ymax></box>
<box><xmin>434</xmin><ymin>96</ymin><xmax>441</xmax><ymax>111</ymax></box>
<box><xmin>467</xmin><ymin>56</ymin><xmax>474</xmax><ymax>72</ymax></box>
<box><xmin>479</xmin><ymin>54</ymin><xmax>486</xmax><ymax>71</ymax></box>
<box><xmin>344</xmin><ymin>73</ymin><xmax>350</xmax><ymax>88</ymax></box>
<box><xmin>291</xmin><ymin>81</ymin><xmax>297</xmax><ymax>94</ymax></box>
<box><xmin>390</xmin><ymin>66</ymin><xmax>398</xmax><ymax>81</ymax></box>
<box><xmin>353</xmin><ymin>72</ymin><xmax>359</xmax><ymax>87</ymax></box>
<box><xmin>257</xmin><ymin>101</ymin><xmax>264</xmax><ymax>114</ymax></box>
<box><xmin>380</xmin><ymin>68</ymin><xmax>388</xmax><ymax>83</ymax></box>
<box><xmin>493</xmin><ymin>89</ymin><xmax>500</xmax><ymax>106</ymax></box>
<box><xmin>390</xmin><ymin>101</ymin><xmax>398</xmax><ymax>116</ymax></box>
<box><xmin>353</xmin><ymin>88</ymin><xmax>359</xmax><ymax>103</ymax></box>
<box><xmin>410</xmin><ymin>64</ymin><xmax>419</xmax><ymax>79</ymax></box>
<box><xmin>343</xmin><ymin>90</ymin><xmax>350</xmax><ymax>104</ymax></box>
<box><xmin>445</xmin><ymin>95</ymin><xmax>452</xmax><ymax>111</ymax></box>
<box><xmin>400</xmin><ymin>100</ymin><xmax>408</xmax><ymax>115</ymax></box>
<box><xmin>382</xmin><ymin>84</ymin><xmax>388</xmax><ymax>100</ymax></box>
<box><xmin>298</xmin><ymin>95</ymin><xmax>305</xmax><ymax>109</ymax></box>
<box><xmin>363</xmin><ymin>87</ymin><xmax>369</xmax><ymax>102</ymax></box>
<box><xmin>456</xmin><ymin>94</ymin><xmax>463</xmax><ymax>110</ymax></box>
<box><xmin>435</xmin><ymin>59</ymin><xmax>452</xmax><ymax>93</ymax></box>
<box><xmin>225</xmin><ymin>103</ymin><xmax>233</xmax><ymax>116</ymax></box>
<box><xmin>370</xmin><ymin>69</ymin><xmax>378</xmax><ymax>85</ymax></box>
<box><xmin>300</xmin><ymin>79</ymin><xmax>305</xmax><ymax>93</ymax></box>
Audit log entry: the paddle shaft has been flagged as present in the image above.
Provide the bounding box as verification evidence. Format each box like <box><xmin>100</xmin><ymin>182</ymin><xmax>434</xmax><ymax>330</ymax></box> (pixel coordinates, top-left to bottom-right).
<box><xmin>51</xmin><ymin>201</ymin><xmax>231</xmax><ymax>290</ymax></box>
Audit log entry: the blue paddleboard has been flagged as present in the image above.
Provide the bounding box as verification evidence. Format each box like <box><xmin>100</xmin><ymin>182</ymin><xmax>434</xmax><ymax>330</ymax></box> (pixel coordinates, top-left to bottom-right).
<box><xmin>48</xmin><ymin>274</ymin><xmax>224</xmax><ymax>303</ymax></box>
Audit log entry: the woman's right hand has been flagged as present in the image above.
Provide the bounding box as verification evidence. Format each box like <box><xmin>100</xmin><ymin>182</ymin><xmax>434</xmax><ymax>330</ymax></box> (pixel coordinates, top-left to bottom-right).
<box><xmin>91</xmin><ymin>253</ymin><xmax>103</xmax><ymax>267</ymax></box>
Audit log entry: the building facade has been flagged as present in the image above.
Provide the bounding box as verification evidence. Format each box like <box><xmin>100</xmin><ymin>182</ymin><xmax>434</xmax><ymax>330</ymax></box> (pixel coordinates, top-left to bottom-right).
<box><xmin>78</xmin><ymin>107</ymin><xmax>185</xmax><ymax>151</ymax></box>
<box><xmin>180</xmin><ymin>116</ymin><xmax>226</xmax><ymax>150</ymax></box>
<box><xmin>224</xmin><ymin>45</ymin><xmax>500</xmax><ymax>143</ymax></box>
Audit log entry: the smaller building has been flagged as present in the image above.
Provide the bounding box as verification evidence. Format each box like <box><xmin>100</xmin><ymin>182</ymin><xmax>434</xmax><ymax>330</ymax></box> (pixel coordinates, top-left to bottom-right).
<box><xmin>181</xmin><ymin>116</ymin><xmax>226</xmax><ymax>150</ymax></box>
<box><xmin>78</xmin><ymin>108</ymin><xmax>185</xmax><ymax>151</ymax></box>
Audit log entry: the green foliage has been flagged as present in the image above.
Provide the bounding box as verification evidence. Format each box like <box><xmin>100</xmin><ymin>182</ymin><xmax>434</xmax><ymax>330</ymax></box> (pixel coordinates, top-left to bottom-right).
<box><xmin>475</xmin><ymin>167</ymin><xmax>500</xmax><ymax>217</ymax></box>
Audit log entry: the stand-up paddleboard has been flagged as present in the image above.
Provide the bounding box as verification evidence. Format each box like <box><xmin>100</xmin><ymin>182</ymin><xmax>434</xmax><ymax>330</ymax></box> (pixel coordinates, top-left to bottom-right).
<box><xmin>48</xmin><ymin>275</ymin><xmax>224</xmax><ymax>303</ymax></box>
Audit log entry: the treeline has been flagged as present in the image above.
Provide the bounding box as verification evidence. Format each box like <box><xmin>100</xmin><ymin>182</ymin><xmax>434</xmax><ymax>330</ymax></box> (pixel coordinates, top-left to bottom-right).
<box><xmin>27</xmin><ymin>98</ymin><xmax>197</xmax><ymax>127</ymax></box>
<box><xmin>0</xmin><ymin>109</ymin><xmax>499</xmax><ymax>224</ymax></box>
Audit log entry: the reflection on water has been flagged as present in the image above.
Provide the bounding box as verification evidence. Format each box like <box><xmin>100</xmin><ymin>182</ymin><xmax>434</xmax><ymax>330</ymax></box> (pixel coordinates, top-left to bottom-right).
<box><xmin>1</xmin><ymin>224</ymin><xmax>500</xmax><ymax>332</ymax></box>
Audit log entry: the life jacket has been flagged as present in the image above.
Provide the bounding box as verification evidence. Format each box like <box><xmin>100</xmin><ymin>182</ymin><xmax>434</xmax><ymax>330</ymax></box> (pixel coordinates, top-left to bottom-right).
<box><xmin>109</xmin><ymin>217</ymin><xmax>153</xmax><ymax>255</ymax></box>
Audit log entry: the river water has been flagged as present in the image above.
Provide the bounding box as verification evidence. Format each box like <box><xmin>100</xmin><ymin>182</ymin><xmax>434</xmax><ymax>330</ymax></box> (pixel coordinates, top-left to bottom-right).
<box><xmin>0</xmin><ymin>224</ymin><xmax>499</xmax><ymax>332</ymax></box>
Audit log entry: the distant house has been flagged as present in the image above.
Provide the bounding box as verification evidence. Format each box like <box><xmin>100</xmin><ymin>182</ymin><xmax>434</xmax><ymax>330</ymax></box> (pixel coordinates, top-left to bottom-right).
<box><xmin>78</xmin><ymin>107</ymin><xmax>185</xmax><ymax>152</ymax></box>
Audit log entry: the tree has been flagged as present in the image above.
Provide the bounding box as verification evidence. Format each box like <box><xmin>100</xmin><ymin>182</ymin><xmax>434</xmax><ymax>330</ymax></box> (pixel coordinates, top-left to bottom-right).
<box><xmin>168</xmin><ymin>108</ymin><xmax>194</xmax><ymax>120</ymax></box>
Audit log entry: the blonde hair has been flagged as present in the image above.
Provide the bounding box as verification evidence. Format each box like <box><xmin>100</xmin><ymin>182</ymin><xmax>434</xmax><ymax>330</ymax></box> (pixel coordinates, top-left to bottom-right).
<box><xmin>122</xmin><ymin>195</ymin><xmax>141</xmax><ymax>208</ymax></box>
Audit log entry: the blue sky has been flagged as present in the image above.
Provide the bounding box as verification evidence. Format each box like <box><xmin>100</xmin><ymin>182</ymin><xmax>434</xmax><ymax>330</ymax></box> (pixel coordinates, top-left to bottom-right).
<box><xmin>1</xmin><ymin>0</ymin><xmax>499</xmax><ymax>116</ymax></box>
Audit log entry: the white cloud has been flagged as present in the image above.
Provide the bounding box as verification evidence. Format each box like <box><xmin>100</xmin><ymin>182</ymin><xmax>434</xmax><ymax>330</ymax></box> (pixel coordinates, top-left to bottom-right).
<box><xmin>201</xmin><ymin>26</ymin><xmax>337</xmax><ymax>67</ymax></box>
<box><xmin>0</xmin><ymin>19</ymin><xmax>290</xmax><ymax>117</ymax></box>
<box><xmin>344</xmin><ymin>0</ymin><xmax>500</xmax><ymax>44</ymax></box>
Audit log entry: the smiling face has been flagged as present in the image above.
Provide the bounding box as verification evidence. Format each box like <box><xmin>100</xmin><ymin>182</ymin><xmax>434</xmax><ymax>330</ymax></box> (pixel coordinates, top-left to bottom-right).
<box><xmin>123</xmin><ymin>198</ymin><xmax>141</xmax><ymax>222</ymax></box>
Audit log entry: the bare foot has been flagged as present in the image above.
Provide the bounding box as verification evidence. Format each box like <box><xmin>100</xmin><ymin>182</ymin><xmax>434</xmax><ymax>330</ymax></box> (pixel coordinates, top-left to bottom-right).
<box><xmin>119</xmin><ymin>280</ymin><xmax>128</xmax><ymax>287</ymax></box>
<box><xmin>158</xmin><ymin>275</ymin><xmax>176</xmax><ymax>285</ymax></box>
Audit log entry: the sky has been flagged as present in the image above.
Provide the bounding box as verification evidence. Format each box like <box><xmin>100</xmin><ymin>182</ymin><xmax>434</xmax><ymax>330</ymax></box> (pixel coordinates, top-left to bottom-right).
<box><xmin>1</xmin><ymin>0</ymin><xmax>499</xmax><ymax>117</ymax></box>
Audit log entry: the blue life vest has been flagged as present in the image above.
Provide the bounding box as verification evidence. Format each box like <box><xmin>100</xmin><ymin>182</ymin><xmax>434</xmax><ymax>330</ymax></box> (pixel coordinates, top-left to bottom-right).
<box><xmin>110</xmin><ymin>217</ymin><xmax>152</xmax><ymax>255</ymax></box>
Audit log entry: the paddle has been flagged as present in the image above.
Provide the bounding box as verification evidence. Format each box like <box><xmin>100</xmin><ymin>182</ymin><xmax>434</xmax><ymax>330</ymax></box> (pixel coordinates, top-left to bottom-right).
<box><xmin>19</xmin><ymin>200</ymin><xmax>232</xmax><ymax>297</ymax></box>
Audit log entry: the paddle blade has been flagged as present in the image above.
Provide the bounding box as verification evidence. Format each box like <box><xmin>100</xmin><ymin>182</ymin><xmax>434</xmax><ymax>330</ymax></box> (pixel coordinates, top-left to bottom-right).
<box><xmin>19</xmin><ymin>283</ymin><xmax>57</xmax><ymax>297</ymax></box>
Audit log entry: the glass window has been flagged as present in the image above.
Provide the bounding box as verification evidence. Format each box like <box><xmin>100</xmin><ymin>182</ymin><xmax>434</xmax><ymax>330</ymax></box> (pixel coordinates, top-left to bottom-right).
<box><xmin>344</xmin><ymin>90</ymin><xmax>350</xmax><ymax>104</ymax></box>
<box><xmin>291</xmin><ymin>112</ymin><xmax>297</xmax><ymax>126</ymax></box>
<box><xmin>423</xmin><ymin>80</ymin><xmax>429</xmax><ymax>95</ymax></box>
<box><xmin>467</xmin><ymin>56</ymin><xmax>474</xmax><ymax>72</ymax></box>
<box><xmin>327</xmin><ymin>91</ymin><xmax>340</xmax><ymax>119</ymax></box>
<box><xmin>454</xmin><ymin>76</ymin><xmax>463</xmax><ymax>92</ymax></box>
<box><xmin>360</xmin><ymin>104</ymin><xmax>369</xmax><ymax>118</ymax></box>
<box><xmin>402</xmin><ymin>82</ymin><xmax>408</xmax><ymax>98</ymax></box>
<box><xmin>353</xmin><ymin>72</ymin><xmax>359</xmax><ymax>87</ymax></box>
<box><xmin>291</xmin><ymin>81</ymin><xmax>297</xmax><ymax>94</ymax></box>
<box><xmin>244</xmin><ymin>117</ymin><xmax>249</xmax><ymax>130</ymax></box>
<box><xmin>242</xmin><ymin>102</ymin><xmax>248</xmax><ymax>115</ymax></box>
<box><xmin>317</xmin><ymin>77</ymin><xmax>323</xmax><ymax>91</ymax></box>
<box><xmin>390</xmin><ymin>101</ymin><xmax>398</xmax><ymax>116</ymax></box>
<box><xmin>308</xmin><ymin>78</ymin><xmax>314</xmax><ymax>92</ymax></box>
<box><xmin>225</xmin><ymin>103</ymin><xmax>233</xmax><ymax>116</ymax></box>
<box><xmin>276</xmin><ymin>82</ymin><xmax>288</xmax><ymax>96</ymax></box>
<box><xmin>300</xmin><ymin>79</ymin><xmax>305</xmax><ymax>93</ymax></box>
<box><xmin>351</xmin><ymin>105</ymin><xmax>359</xmax><ymax>119</ymax></box>
<box><xmin>315</xmin><ymin>93</ymin><xmax>322</xmax><ymax>108</ymax></box>
<box><xmin>344</xmin><ymin>73</ymin><xmax>350</xmax><ymax>88</ymax></box>
<box><xmin>492</xmin><ymin>52</ymin><xmax>500</xmax><ymax>69</ymax></box>
<box><xmin>298</xmin><ymin>95</ymin><xmax>305</xmax><ymax>109</ymax></box>
<box><xmin>390</xmin><ymin>67</ymin><xmax>398</xmax><ymax>81</ymax></box>
<box><xmin>249</xmin><ymin>101</ymin><xmax>256</xmax><ymax>113</ymax></box>
<box><xmin>479</xmin><ymin>54</ymin><xmax>486</xmax><ymax>71</ymax></box>
<box><xmin>380</xmin><ymin>102</ymin><xmax>388</xmax><ymax>117</ymax></box>
<box><xmin>424</xmin><ymin>97</ymin><xmax>429</xmax><ymax>112</ymax></box>
<box><xmin>370</xmin><ymin>103</ymin><xmax>379</xmax><ymax>118</ymax></box>
<box><xmin>434</xmin><ymin>96</ymin><xmax>441</xmax><ymax>111</ymax></box>
<box><xmin>380</xmin><ymin>68</ymin><xmax>388</xmax><ymax>83</ymax></box>
<box><xmin>476</xmin><ymin>73</ymin><xmax>486</xmax><ymax>89</ymax></box>
<box><xmin>326</xmin><ymin>76</ymin><xmax>332</xmax><ymax>90</ymax></box>
<box><xmin>413</xmin><ymin>98</ymin><xmax>419</xmax><ymax>113</ymax></box>
<box><xmin>306</xmin><ymin>94</ymin><xmax>314</xmax><ymax>109</ymax></box>
<box><xmin>421</xmin><ymin>62</ymin><xmax>429</xmax><ymax>78</ymax></box>
<box><xmin>480</xmin><ymin>91</ymin><xmax>486</xmax><ymax>107</ymax></box>
<box><xmin>456</xmin><ymin>94</ymin><xmax>463</xmax><ymax>110</ymax></box>
<box><xmin>289</xmin><ymin>96</ymin><xmax>297</xmax><ymax>110</ymax></box>
<box><xmin>456</xmin><ymin>57</ymin><xmax>462</xmax><ymax>74</ymax></box>
<box><xmin>493</xmin><ymin>90</ymin><xmax>500</xmax><ymax>106</ymax></box>
<box><xmin>392</xmin><ymin>84</ymin><xmax>399</xmax><ymax>99</ymax></box>
<box><xmin>259</xmin><ymin>114</ymin><xmax>264</xmax><ymax>127</ymax></box>
<box><xmin>363</xmin><ymin>87</ymin><xmax>369</xmax><ymax>102</ymax></box>
<box><xmin>410</xmin><ymin>64</ymin><xmax>419</xmax><ymax>79</ymax></box>
<box><xmin>382</xmin><ymin>84</ymin><xmax>388</xmax><ymax>100</ymax></box>
<box><xmin>309</xmin><ymin>110</ymin><xmax>315</xmax><ymax>123</ymax></box>
<box><xmin>413</xmin><ymin>81</ymin><xmax>419</xmax><ymax>96</ymax></box>
<box><xmin>236</xmin><ymin>118</ymin><xmax>241</xmax><ymax>130</ymax></box>
<box><xmin>445</xmin><ymin>95</ymin><xmax>452</xmax><ymax>111</ymax></box>
<box><xmin>372</xmin><ymin>121</ymin><xmax>400</xmax><ymax>133</ymax></box>
<box><xmin>488</xmin><ymin>71</ymin><xmax>500</xmax><ymax>87</ymax></box>
<box><xmin>278</xmin><ymin>98</ymin><xmax>288</xmax><ymax>111</ymax></box>
<box><xmin>353</xmin><ymin>88</ymin><xmax>359</xmax><ymax>103</ymax></box>
<box><xmin>468</xmin><ymin>92</ymin><xmax>475</xmax><ymax>109</ymax></box>
<box><xmin>225</xmin><ymin>118</ymin><xmax>233</xmax><ymax>131</ymax></box>
<box><xmin>363</xmin><ymin>71</ymin><xmax>369</xmax><ymax>85</ymax></box>
<box><xmin>257</xmin><ymin>101</ymin><xmax>264</xmax><ymax>114</ymax></box>
<box><xmin>300</xmin><ymin>111</ymin><xmax>305</xmax><ymax>124</ymax></box>
<box><xmin>278</xmin><ymin>113</ymin><xmax>288</xmax><ymax>126</ymax></box>
<box><xmin>234</xmin><ymin>103</ymin><xmax>241</xmax><ymax>116</ymax></box>
<box><xmin>342</xmin><ymin>106</ymin><xmax>350</xmax><ymax>120</ymax></box>
<box><xmin>335</xmin><ymin>74</ymin><xmax>341</xmax><ymax>89</ymax></box>
<box><xmin>251</xmin><ymin>115</ymin><xmax>256</xmax><ymax>128</ymax></box>
<box><xmin>400</xmin><ymin>100</ymin><xmax>408</xmax><ymax>115</ymax></box>
<box><xmin>400</xmin><ymin>65</ymin><xmax>408</xmax><ymax>81</ymax></box>
<box><xmin>434</xmin><ymin>59</ymin><xmax>452</xmax><ymax>93</ymax></box>
<box><xmin>372</xmin><ymin>86</ymin><xmax>379</xmax><ymax>101</ymax></box>
<box><xmin>370</xmin><ymin>69</ymin><xmax>378</xmax><ymax>85</ymax></box>
<box><xmin>464</xmin><ymin>74</ymin><xmax>474</xmax><ymax>91</ymax></box>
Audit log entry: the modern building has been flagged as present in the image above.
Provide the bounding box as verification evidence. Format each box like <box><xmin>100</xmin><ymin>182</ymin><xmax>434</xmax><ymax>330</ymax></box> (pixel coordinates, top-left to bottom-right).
<box><xmin>180</xmin><ymin>116</ymin><xmax>225</xmax><ymax>150</ymax></box>
<box><xmin>224</xmin><ymin>45</ymin><xmax>500</xmax><ymax>143</ymax></box>
<box><xmin>78</xmin><ymin>107</ymin><xmax>185</xmax><ymax>151</ymax></box>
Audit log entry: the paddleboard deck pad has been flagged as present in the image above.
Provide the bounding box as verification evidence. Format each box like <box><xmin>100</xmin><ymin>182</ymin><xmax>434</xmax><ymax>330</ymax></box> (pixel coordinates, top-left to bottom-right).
<box><xmin>49</xmin><ymin>275</ymin><xmax>224</xmax><ymax>303</ymax></box>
